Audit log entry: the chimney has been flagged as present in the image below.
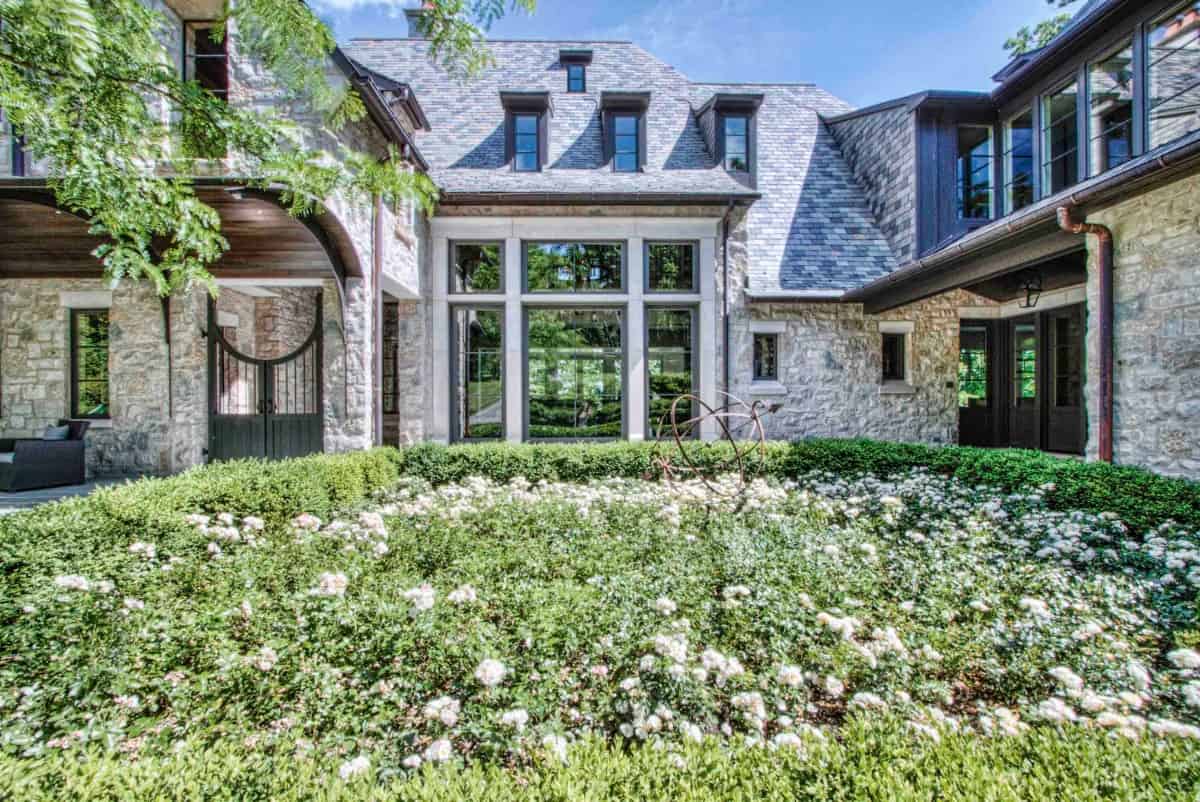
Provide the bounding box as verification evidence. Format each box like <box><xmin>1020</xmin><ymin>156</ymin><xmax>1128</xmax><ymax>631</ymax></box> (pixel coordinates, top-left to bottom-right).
<box><xmin>405</xmin><ymin>2</ymin><xmax>433</xmax><ymax>39</ymax></box>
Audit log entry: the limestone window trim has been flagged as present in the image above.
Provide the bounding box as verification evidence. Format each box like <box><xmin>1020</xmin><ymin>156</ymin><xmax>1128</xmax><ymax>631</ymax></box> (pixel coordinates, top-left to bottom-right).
<box><xmin>878</xmin><ymin>320</ymin><xmax>916</xmax><ymax>395</ymax></box>
<box><xmin>749</xmin><ymin>321</ymin><xmax>787</xmax><ymax>395</ymax></box>
<box><xmin>58</xmin><ymin>291</ymin><xmax>113</xmax><ymax>310</ymax></box>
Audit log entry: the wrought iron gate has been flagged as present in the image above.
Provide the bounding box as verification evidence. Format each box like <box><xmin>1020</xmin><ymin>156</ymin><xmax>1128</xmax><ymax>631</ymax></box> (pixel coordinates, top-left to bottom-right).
<box><xmin>207</xmin><ymin>296</ymin><xmax>324</xmax><ymax>462</ymax></box>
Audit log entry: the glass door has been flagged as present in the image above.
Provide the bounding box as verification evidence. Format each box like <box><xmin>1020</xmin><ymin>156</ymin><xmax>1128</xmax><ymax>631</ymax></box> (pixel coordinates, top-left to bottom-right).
<box><xmin>1045</xmin><ymin>305</ymin><xmax>1085</xmax><ymax>454</ymax></box>
<box><xmin>958</xmin><ymin>323</ymin><xmax>994</xmax><ymax>446</ymax></box>
<box><xmin>1008</xmin><ymin>318</ymin><xmax>1040</xmax><ymax>449</ymax></box>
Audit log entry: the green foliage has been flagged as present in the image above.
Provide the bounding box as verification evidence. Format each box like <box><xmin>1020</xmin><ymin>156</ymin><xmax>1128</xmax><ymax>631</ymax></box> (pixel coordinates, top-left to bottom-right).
<box><xmin>1005</xmin><ymin>0</ymin><xmax>1082</xmax><ymax>55</ymax></box>
<box><xmin>390</xmin><ymin>439</ymin><xmax>1200</xmax><ymax>535</ymax></box>
<box><xmin>0</xmin><ymin>0</ymin><xmax>503</xmax><ymax>294</ymax></box>
<box><xmin>2</xmin><ymin>724</ymin><xmax>1198</xmax><ymax>801</ymax></box>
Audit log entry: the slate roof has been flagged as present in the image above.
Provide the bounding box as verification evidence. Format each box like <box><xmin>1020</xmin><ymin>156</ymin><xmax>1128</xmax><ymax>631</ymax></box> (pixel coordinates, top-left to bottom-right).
<box><xmin>345</xmin><ymin>38</ymin><xmax>899</xmax><ymax>293</ymax></box>
<box><xmin>346</xmin><ymin>39</ymin><xmax>754</xmax><ymax>199</ymax></box>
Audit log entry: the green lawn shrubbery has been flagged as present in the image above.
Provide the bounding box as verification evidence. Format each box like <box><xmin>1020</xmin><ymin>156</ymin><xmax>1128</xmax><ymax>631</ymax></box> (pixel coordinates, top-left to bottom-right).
<box><xmin>1</xmin><ymin>440</ymin><xmax>1199</xmax><ymax>800</ymax></box>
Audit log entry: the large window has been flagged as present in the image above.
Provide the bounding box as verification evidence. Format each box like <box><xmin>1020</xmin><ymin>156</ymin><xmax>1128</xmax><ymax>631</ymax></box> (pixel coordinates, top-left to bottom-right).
<box><xmin>1148</xmin><ymin>2</ymin><xmax>1200</xmax><ymax>149</ymax></box>
<box><xmin>646</xmin><ymin>242</ymin><xmax>697</xmax><ymax>292</ymax></box>
<box><xmin>956</xmin><ymin>126</ymin><xmax>993</xmax><ymax>220</ymax></box>
<box><xmin>1003</xmin><ymin>109</ymin><xmax>1035</xmax><ymax>214</ymax></box>
<box><xmin>646</xmin><ymin>309</ymin><xmax>695</xmax><ymax>437</ymax></box>
<box><xmin>452</xmin><ymin>308</ymin><xmax>503</xmax><ymax>440</ymax></box>
<box><xmin>525</xmin><ymin>242</ymin><xmax>623</xmax><ymax>292</ymax></box>
<box><xmin>1042</xmin><ymin>82</ymin><xmax>1080</xmax><ymax>194</ymax></box>
<box><xmin>70</xmin><ymin>309</ymin><xmax>110</xmax><ymax>420</ymax></box>
<box><xmin>1089</xmin><ymin>43</ymin><xmax>1135</xmax><ymax>176</ymax></box>
<box><xmin>723</xmin><ymin>116</ymin><xmax>749</xmax><ymax>172</ymax></box>
<box><xmin>452</xmin><ymin>242</ymin><xmax>503</xmax><ymax>293</ymax></box>
<box><xmin>514</xmin><ymin>113</ymin><xmax>540</xmax><ymax>172</ymax></box>
<box><xmin>527</xmin><ymin>309</ymin><xmax>623</xmax><ymax>439</ymax></box>
<box><xmin>613</xmin><ymin>114</ymin><xmax>640</xmax><ymax>172</ymax></box>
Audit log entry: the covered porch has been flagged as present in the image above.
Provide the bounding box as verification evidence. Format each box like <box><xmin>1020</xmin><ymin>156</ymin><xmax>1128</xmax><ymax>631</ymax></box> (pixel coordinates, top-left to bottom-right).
<box><xmin>0</xmin><ymin>182</ymin><xmax>377</xmax><ymax>480</ymax></box>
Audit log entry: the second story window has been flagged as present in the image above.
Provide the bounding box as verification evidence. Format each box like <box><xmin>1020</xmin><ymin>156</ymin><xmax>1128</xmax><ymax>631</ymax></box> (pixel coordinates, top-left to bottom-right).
<box><xmin>1088</xmin><ymin>43</ymin><xmax>1134</xmax><ymax>176</ymax></box>
<box><xmin>567</xmin><ymin>64</ymin><xmax>586</xmax><ymax>93</ymax></box>
<box><xmin>514</xmin><ymin>113</ymin><xmax>540</xmax><ymax>172</ymax></box>
<box><xmin>1003</xmin><ymin>109</ymin><xmax>1035</xmax><ymax>214</ymax></box>
<box><xmin>184</xmin><ymin>24</ymin><xmax>228</xmax><ymax>104</ymax></box>
<box><xmin>956</xmin><ymin>126</ymin><xmax>993</xmax><ymax>220</ymax></box>
<box><xmin>724</xmin><ymin>116</ymin><xmax>749</xmax><ymax>171</ymax></box>
<box><xmin>613</xmin><ymin>114</ymin><xmax>639</xmax><ymax>172</ymax></box>
<box><xmin>1042</xmin><ymin>82</ymin><xmax>1080</xmax><ymax>195</ymax></box>
<box><xmin>1148</xmin><ymin>2</ymin><xmax>1200</xmax><ymax>149</ymax></box>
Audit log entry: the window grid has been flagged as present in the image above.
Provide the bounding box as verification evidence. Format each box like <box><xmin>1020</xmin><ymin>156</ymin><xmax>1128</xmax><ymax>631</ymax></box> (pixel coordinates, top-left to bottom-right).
<box><xmin>724</xmin><ymin>116</ymin><xmax>749</xmax><ymax>172</ymax></box>
<box><xmin>1041</xmin><ymin>83</ymin><xmax>1080</xmax><ymax>195</ymax></box>
<box><xmin>1003</xmin><ymin>110</ymin><xmax>1035</xmax><ymax>214</ymax></box>
<box><xmin>514</xmin><ymin>113</ymin><xmax>539</xmax><ymax>172</ymax></box>
<box><xmin>70</xmin><ymin>309</ymin><xmax>111</xmax><ymax>420</ymax></box>
<box><xmin>1088</xmin><ymin>43</ymin><xmax>1135</xmax><ymax>176</ymax></box>
<box><xmin>614</xmin><ymin>114</ymin><xmax>639</xmax><ymax>172</ymax></box>
<box><xmin>752</xmin><ymin>333</ymin><xmax>778</xmax><ymax>382</ymax></box>
<box><xmin>567</xmin><ymin>64</ymin><xmax>586</xmax><ymax>93</ymax></box>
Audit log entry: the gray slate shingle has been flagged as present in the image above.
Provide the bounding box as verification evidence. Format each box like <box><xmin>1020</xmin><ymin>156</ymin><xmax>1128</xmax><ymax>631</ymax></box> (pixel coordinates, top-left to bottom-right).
<box><xmin>345</xmin><ymin>39</ymin><xmax>898</xmax><ymax>293</ymax></box>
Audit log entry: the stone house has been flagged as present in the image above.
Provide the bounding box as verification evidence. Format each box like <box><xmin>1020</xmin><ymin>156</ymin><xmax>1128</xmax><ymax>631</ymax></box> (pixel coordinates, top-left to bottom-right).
<box><xmin>1</xmin><ymin>0</ymin><xmax>1199</xmax><ymax>478</ymax></box>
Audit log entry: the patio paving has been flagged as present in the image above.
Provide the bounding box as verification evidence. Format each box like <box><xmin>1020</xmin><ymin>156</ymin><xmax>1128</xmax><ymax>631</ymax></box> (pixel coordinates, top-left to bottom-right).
<box><xmin>0</xmin><ymin>479</ymin><xmax>126</xmax><ymax>515</ymax></box>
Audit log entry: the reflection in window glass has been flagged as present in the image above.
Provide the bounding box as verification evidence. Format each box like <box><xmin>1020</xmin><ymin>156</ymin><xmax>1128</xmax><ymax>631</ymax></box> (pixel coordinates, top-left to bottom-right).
<box><xmin>1052</xmin><ymin>315</ymin><xmax>1082</xmax><ymax>408</ymax></box>
<box><xmin>882</xmin><ymin>333</ymin><xmax>906</xmax><ymax>382</ymax></box>
<box><xmin>1149</xmin><ymin>2</ymin><xmax>1200</xmax><ymax>148</ymax></box>
<box><xmin>956</xmin><ymin>126</ymin><xmax>993</xmax><ymax>220</ymax></box>
<box><xmin>526</xmin><ymin>242</ymin><xmax>623</xmax><ymax>292</ymax></box>
<box><xmin>647</xmin><ymin>309</ymin><xmax>695</xmax><ymax>437</ymax></box>
<box><xmin>647</xmin><ymin>243</ymin><xmax>695</xmax><ymax>291</ymax></box>
<box><xmin>1014</xmin><ymin>323</ymin><xmax>1038</xmax><ymax>406</ymax></box>
<box><xmin>752</xmin><ymin>333</ymin><xmax>777</xmax><ymax>381</ymax></box>
<box><xmin>724</xmin><ymin>116</ymin><xmax>749</xmax><ymax>171</ymax></box>
<box><xmin>958</xmin><ymin>326</ymin><xmax>988</xmax><ymax>409</ymax></box>
<box><xmin>452</xmin><ymin>243</ymin><xmax>502</xmax><ymax>293</ymax></box>
<box><xmin>453</xmin><ymin>309</ymin><xmax>503</xmax><ymax>440</ymax></box>
<box><xmin>527</xmin><ymin>309</ymin><xmax>623</xmax><ymax>439</ymax></box>
<box><xmin>1089</xmin><ymin>44</ymin><xmax>1135</xmax><ymax>175</ymax></box>
<box><xmin>514</xmin><ymin>113</ymin><xmax>539</xmax><ymax>172</ymax></box>
<box><xmin>567</xmin><ymin>63</ymin><xmax>585</xmax><ymax>93</ymax></box>
<box><xmin>71</xmin><ymin>309</ymin><xmax>110</xmax><ymax>419</ymax></box>
<box><xmin>1042</xmin><ymin>83</ymin><xmax>1080</xmax><ymax>194</ymax></box>
<box><xmin>614</xmin><ymin>114</ymin><xmax>639</xmax><ymax>172</ymax></box>
<box><xmin>382</xmin><ymin>301</ymin><xmax>399</xmax><ymax>415</ymax></box>
<box><xmin>1004</xmin><ymin>110</ymin><xmax>1035</xmax><ymax>213</ymax></box>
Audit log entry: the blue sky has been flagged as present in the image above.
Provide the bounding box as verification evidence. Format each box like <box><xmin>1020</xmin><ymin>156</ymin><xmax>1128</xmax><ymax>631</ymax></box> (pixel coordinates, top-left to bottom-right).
<box><xmin>311</xmin><ymin>0</ymin><xmax>1069</xmax><ymax>108</ymax></box>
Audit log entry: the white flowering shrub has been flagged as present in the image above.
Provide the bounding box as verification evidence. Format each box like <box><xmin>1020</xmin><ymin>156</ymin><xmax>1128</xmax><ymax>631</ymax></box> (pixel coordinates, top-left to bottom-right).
<box><xmin>3</xmin><ymin>467</ymin><xmax>1200</xmax><ymax>786</ymax></box>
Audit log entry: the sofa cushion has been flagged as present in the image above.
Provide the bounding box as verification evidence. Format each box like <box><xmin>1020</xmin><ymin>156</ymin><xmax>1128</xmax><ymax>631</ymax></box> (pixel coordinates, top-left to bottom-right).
<box><xmin>43</xmin><ymin>425</ymin><xmax>71</xmax><ymax>441</ymax></box>
<box><xmin>0</xmin><ymin>452</ymin><xmax>14</xmax><ymax>464</ymax></box>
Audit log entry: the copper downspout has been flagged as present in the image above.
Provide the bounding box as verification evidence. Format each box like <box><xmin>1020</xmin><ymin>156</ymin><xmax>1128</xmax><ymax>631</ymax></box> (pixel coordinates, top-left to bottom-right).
<box><xmin>1057</xmin><ymin>207</ymin><xmax>1114</xmax><ymax>463</ymax></box>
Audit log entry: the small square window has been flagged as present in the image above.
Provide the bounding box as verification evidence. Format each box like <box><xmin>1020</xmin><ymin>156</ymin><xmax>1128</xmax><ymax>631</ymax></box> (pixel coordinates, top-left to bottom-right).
<box><xmin>647</xmin><ymin>242</ymin><xmax>696</xmax><ymax>292</ymax></box>
<box><xmin>753</xmin><ymin>333</ymin><xmax>778</xmax><ymax>381</ymax></box>
<box><xmin>567</xmin><ymin>63</ymin><xmax>586</xmax><ymax>93</ymax></box>
<box><xmin>451</xmin><ymin>243</ymin><xmax>503</xmax><ymax>293</ymax></box>
<box><xmin>882</xmin><ymin>333</ymin><xmax>907</xmax><ymax>382</ymax></box>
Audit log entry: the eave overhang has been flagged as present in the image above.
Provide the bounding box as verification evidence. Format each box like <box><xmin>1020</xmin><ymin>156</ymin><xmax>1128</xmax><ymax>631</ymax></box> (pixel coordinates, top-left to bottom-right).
<box><xmin>843</xmin><ymin>128</ymin><xmax>1200</xmax><ymax>313</ymax></box>
<box><xmin>695</xmin><ymin>92</ymin><xmax>765</xmax><ymax>117</ymax></box>
<box><xmin>332</xmin><ymin>50</ymin><xmax>430</xmax><ymax>171</ymax></box>
<box><xmin>438</xmin><ymin>190</ymin><xmax>760</xmax><ymax>207</ymax></box>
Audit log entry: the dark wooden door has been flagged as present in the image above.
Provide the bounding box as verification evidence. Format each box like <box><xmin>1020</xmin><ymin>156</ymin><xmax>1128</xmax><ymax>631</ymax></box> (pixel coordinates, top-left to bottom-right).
<box><xmin>1008</xmin><ymin>316</ymin><xmax>1041</xmax><ymax>450</ymax></box>
<box><xmin>208</xmin><ymin>298</ymin><xmax>323</xmax><ymax>462</ymax></box>
<box><xmin>958</xmin><ymin>322</ymin><xmax>995</xmax><ymax>447</ymax></box>
<box><xmin>1044</xmin><ymin>304</ymin><xmax>1085</xmax><ymax>455</ymax></box>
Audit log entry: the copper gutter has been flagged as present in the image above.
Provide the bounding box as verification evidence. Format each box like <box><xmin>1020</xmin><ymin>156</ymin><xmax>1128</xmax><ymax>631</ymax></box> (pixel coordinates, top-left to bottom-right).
<box><xmin>372</xmin><ymin>195</ymin><xmax>385</xmax><ymax>447</ymax></box>
<box><xmin>1057</xmin><ymin>207</ymin><xmax>1114</xmax><ymax>464</ymax></box>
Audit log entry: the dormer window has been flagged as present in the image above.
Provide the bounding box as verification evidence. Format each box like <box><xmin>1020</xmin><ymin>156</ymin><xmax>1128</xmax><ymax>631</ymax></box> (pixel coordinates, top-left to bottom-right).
<box><xmin>613</xmin><ymin>115</ymin><xmax>639</xmax><ymax>172</ymax></box>
<box><xmin>501</xmin><ymin>92</ymin><xmax>551</xmax><ymax>173</ymax></box>
<box><xmin>723</xmin><ymin>116</ymin><xmax>749</xmax><ymax>172</ymax></box>
<box><xmin>698</xmin><ymin>92</ymin><xmax>762</xmax><ymax>187</ymax></box>
<box><xmin>601</xmin><ymin>92</ymin><xmax>649</xmax><ymax>173</ymax></box>
<box><xmin>559</xmin><ymin>49</ymin><xmax>593</xmax><ymax>95</ymax></box>
<box><xmin>514</xmin><ymin>114</ymin><xmax>539</xmax><ymax>172</ymax></box>
<box><xmin>567</xmin><ymin>64</ymin><xmax>586</xmax><ymax>93</ymax></box>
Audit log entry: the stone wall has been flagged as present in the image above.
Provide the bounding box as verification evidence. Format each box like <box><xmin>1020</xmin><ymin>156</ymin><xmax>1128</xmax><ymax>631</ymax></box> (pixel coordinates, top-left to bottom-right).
<box><xmin>827</xmin><ymin>105</ymin><xmax>917</xmax><ymax>262</ymax></box>
<box><xmin>393</xmin><ymin>299</ymin><xmax>427</xmax><ymax>444</ymax></box>
<box><xmin>0</xmin><ymin>279</ymin><xmax>173</xmax><ymax>476</ymax></box>
<box><xmin>214</xmin><ymin>289</ymin><xmax>257</xmax><ymax>354</ymax></box>
<box><xmin>718</xmin><ymin>205</ymin><xmax>972</xmax><ymax>445</ymax></box>
<box><xmin>254</xmin><ymin>288</ymin><xmax>319</xmax><ymax>359</ymax></box>
<box><xmin>1085</xmin><ymin>170</ymin><xmax>1200</xmax><ymax>477</ymax></box>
